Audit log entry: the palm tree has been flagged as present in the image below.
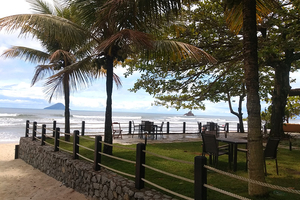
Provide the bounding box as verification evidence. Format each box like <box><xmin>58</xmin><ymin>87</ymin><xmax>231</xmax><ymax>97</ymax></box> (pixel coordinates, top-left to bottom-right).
<box><xmin>1</xmin><ymin>0</ymin><xmax>121</xmax><ymax>141</ymax></box>
<box><xmin>73</xmin><ymin>0</ymin><xmax>217</xmax><ymax>154</ymax></box>
<box><xmin>242</xmin><ymin>0</ymin><xmax>268</xmax><ymax>195</ymax></box>
<box><xmin>224</xmin><ymin>0</ymin><xmax>277</xmax><ymax>196</ymax></box>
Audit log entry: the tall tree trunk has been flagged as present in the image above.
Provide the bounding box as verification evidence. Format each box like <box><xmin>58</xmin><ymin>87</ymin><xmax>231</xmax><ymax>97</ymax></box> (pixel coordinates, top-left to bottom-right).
<box><xmin>243</xmin><ymin>0</ymin><xmax>268</xmax><ymax>196</ymax></box>
<box><xmin>238</xmin><ymin>94</ymin><xmax>245</xmax><ymax>133</ymax></box>
<box><xmin>270</xmin><ymin>52</ymin><xmax>292</xmax><ymax>137</ymax></box>
<box><xmin>103</xmin><ymin>56</ymin><xmax>113</xmax><ymax>155</ymax></box>
<box><xmin>64</xmin><ymin>76</ymin><xmax>70</xmax><ymax>142</ymax></box>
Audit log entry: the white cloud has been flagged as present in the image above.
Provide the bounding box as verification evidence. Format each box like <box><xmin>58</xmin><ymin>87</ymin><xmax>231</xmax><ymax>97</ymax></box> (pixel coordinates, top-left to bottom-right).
<box><xmin>0</xmin><ymin>99</ymin><xmax>32</xmax><ymax>104</ymax></box>
<box><xmin>0</xmin><ymin>1</ymin><xmax>31</xmax><ymax>18</ymax></box>
<box><xmin>0</xmin><ymin>82</ymin><xmax>44</xmax><ymax>99</ymax></box>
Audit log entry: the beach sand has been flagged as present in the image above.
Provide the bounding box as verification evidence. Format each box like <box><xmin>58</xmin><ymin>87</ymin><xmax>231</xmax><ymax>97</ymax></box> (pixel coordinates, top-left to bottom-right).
<box><xmin>0</xmin><ymin>143</ymin><xmax>88</xmax><ymax>200</ymax></box>
<box><xmin>0</xmin><ymin>132</ymin><xmax>250</xmax><ymax>199</ymax></box>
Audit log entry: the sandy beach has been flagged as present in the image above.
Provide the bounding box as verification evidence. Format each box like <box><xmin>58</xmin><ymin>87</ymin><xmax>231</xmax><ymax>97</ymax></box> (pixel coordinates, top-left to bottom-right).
<box><xmin>0</xmin><ymin>132</ymin><xmax>247</xmax><ymax>200</ymax></box>
<box><xmin>0</xmin><ymin>143</ymin><xmax>88</xmax><ymax>200</ymax></box>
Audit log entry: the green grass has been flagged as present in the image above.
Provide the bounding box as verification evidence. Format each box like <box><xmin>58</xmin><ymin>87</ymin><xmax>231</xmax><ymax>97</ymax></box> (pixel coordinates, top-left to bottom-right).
<box><xmin>47</xmin><ymin>137</ymin><xmax>300</xmax><ymax>200</ymax></box>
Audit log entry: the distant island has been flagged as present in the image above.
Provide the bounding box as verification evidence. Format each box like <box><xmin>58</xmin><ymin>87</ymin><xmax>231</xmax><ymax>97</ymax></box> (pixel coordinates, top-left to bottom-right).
<box><xmin>184</xmin><ymin>111</ymin><xmax>194</xmax><ymax>116</ymax></box>
<box><xmin>44</xmin><ymin>103</ymin><xmax>65</xmax><ymax>110</ymax></box>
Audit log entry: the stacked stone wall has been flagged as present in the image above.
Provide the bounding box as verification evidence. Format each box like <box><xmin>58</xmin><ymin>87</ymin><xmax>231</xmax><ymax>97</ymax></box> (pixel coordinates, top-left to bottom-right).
<box><xmin>18</xmin><ymin>137</ymin><xmax>175</xmax><ymax>200</ymax></box>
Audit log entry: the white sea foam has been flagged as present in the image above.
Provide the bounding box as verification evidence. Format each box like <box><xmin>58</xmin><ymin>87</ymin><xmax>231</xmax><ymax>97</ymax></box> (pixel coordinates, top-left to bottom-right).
<box><xmin>0</xmin><ymin>113</ymin><xmax>19</xmax><ymax>117</ymax></box>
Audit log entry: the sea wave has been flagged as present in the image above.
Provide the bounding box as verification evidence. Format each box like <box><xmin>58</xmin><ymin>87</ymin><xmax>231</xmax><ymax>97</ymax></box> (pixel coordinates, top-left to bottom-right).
<box><xmin>0</xmin><ymin>113</ymin><xmax>20</xmax><ymax>117</ymax></box>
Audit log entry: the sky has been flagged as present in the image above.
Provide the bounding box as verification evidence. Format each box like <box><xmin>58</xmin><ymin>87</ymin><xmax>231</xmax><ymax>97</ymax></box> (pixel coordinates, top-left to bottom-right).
<box><xmin>0</xmin><ymin>1</ymin><xmax>299</xmax><ymax>117</ymax></box>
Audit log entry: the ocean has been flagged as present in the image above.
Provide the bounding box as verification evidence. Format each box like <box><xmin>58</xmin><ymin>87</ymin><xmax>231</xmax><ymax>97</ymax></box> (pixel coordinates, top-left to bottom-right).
<box><xmin>0</xmin><ymin>107</ymin><xmax>249</xmax><ymax>144</ymax></box>
<box><xmin>3</xmin><ymin>107</ymin><xmax>299</xmax><ymax>144</ymax></box>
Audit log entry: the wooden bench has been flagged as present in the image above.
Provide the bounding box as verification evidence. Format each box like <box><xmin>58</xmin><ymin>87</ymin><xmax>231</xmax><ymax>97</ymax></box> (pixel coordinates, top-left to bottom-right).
<box><xmin>283</xmin><ymin>123</ymin><xmax>300</xmax><ymax>132</ymax></box>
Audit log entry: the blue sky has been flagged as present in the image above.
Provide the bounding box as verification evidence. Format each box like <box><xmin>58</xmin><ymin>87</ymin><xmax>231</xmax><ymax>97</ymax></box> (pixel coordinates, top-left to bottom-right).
<box><xmin>0</xmin><ymin>1</ymin><xmax>299</xmax><ymax>116</ymax></box>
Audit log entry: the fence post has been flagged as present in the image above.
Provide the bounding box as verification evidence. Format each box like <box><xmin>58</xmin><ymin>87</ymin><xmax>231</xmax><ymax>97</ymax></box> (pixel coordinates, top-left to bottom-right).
<box><xmin>198</xmin><ymin>122</ymin><xmax>202</xmax><ymax>134</ymax></box>
<box><xmin>25</xmin><ymin>120</ymin><xmax>29</xmax><ymax>137</ymax></box>
<box><xmin>183</xmin><ymin>122</ymin><xmax>186</xmax><ymax>134</ymax></box>
<box><xmin>167</xmin><ymin>122</ymin><xmax>170</xmax><ymax>134</ymax></box>
<box><xmin>41</xmin><ymin>124</ymin><xmax>46</xmax><ymax>146</ymax></box>
<box><xmin>81</xmin><ymin>121</ymin><xmax>85</xmax><ymax>136</ymax></box>
<box><xmin>52</xmin><ymin>121</ymin><xmax>56</xmax><ymax>137</ymax></box>
<box><xmin>135</xmin><ymin>143</ymin><xmax>146</xmax><ymax>189</ymax></box>
<box><xmin>54</xmin><ymin>127</ymin><xmax>60</xmax><ymax>152</ymax></box>
<box><xmin>73</xmin><ymin>130</ymin><xmax>79</xmax><ymax>159</ymax></box>
<box><xmin>94</xmin><ymin>136</ymin><xmax>102</xmax><ymax>171</ymax></box>
<box><xmin>194</xmin><ymin>156</ymin><xmax>207</xmax><ymax>200</ymax></box>
<box><xmin>32</xmin><ymin>121</ymin><xmax>37</xmax><ymax>141</ymax></box>
<box><xmin>129</xmin><ymin>121</ymin><xmax>132</xmax><ymax>135</ymax></box>
<box><xmin>15</xmin><ymin>145</ymin><xmax>19</xmax><ymax>159</ymax></box>
<box><xmin>225</xmin><ymin>123</ymin><xmax>229</xmax><ymax>132</ymax></box>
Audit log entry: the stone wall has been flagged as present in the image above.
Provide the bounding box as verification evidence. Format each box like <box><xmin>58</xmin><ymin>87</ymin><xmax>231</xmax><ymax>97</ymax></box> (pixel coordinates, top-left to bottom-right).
<box><xmin>18</xmin><ymin>137</ymin><xmax>175</xmax><ymax>200</ymax></box>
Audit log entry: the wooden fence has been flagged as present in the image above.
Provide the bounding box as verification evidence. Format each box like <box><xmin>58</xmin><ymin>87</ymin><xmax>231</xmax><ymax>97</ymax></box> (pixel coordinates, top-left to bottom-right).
<box><xmin>23</xmin><ymin>120</ymin><xmax>300</xmax><ymax>200</ymax></box>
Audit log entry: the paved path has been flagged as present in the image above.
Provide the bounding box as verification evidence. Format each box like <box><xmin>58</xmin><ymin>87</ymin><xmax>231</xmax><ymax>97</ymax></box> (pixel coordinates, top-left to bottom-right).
<box><xmin>113</xmin><ymin>131</ymin><xmax>248</xmax><ymax>145</ymax></box>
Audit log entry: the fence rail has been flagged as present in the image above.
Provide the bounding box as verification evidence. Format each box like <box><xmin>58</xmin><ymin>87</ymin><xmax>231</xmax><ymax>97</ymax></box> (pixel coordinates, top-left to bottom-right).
<box><xmin>23</xmin><ymin>120</ymin><xmax>299</xmax><ymax>200</ymax></box>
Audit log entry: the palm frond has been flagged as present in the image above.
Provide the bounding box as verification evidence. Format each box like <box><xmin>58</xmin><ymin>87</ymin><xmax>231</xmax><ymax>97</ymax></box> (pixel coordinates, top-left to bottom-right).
<box><xmin>26</xmin><ymin>0</ymin><xmax>54</xmax><ymax>14</ymax></box>
<box><xmin>98</xmin><ymin>29</ymin><xmax>154</xmax><ymax>55</ymax></box>
<box><xmin>151</xmin><ymin>40</ymin><xmax>218</xmax><ymax>65</ymax></box>
<box><xmin>0</xmin><ymin>14</ymin><xmax>87</xmax><ymax>45</ymax></box>
<box><xmin>50</xmin><ymin>49</ymin><xmax>76</xmax><ymax>65</ymax></box>
<box><xmin>44</xmin><ymin>72</ymin><xmax>65</xmax><ymax>102</ymax></box>
<box><xmin>1</xmin><ymin>46</ymin><xmax>50</xmax><ymax>63</ymax></box>
<box><xmin>43</xmin><ymin>56</ymin><xmax>121</xmax><ymax>101</ymax></box>
<box><xmin>224</xmin><ymin>0</ymin><xmax>276</xmax><ymax>34</ymax></box>
<box><xmin>99</xmin><ymin>0</ymin><xmax>183</xmax><ymax>27</ymax></box>
<box><xmin>31</xmin><ymin>64</ymin><xmax>56</xmax><ymax>86</ymax></box>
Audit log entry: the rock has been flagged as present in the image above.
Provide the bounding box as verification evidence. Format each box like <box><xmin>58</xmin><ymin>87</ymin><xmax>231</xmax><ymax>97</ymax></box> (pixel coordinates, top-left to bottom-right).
<box><xmin>184</xmin><ymin>111</ymin><xmax>194</xmax><ymax>116</ymax></box>
<box><xmin>44</xmin><ymin>103</ymin><xmax>65</xmax><ymax>110</ymax></box>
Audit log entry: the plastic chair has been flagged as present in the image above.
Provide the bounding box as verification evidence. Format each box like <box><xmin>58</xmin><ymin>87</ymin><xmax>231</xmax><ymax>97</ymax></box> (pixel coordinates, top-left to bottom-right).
<box><xmin>156</xmin><ymin>122</ymin><xmax>164</xmax><ymax>138</ymax></box>
<box><xmin>112</xmin><ymin>122</ymin><xmax>122</xmax><ymax>139</ymax></box>
<box><xmin>131</xmin><ymin>121</ymin><xmax>140</xmax><ymax>138</ymax></box>
<box><xmin>264</xmin><ymin>138</ymin><xmax>280</xmax><ymax>176</ymax></box>
<box><xmin>201</xmin><ymin>133</ymin><xmax>229</xmax><ymax>167</ymax></box>
<box><xmin>144</xmin><ymin>121</ymin><xmax>156</xmax><ymax>140</ymax></box>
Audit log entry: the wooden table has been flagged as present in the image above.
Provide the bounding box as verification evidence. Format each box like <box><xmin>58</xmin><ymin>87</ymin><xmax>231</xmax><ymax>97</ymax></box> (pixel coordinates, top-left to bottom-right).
<box><xmin>216</xmin><ymin>137</ymin><xmax>248</xmax><ymax>171</ymax></box>
<box><xmin>139</xmin><ymin>121</ymin><xmax>158</xmax><ymax>140</ymax></box>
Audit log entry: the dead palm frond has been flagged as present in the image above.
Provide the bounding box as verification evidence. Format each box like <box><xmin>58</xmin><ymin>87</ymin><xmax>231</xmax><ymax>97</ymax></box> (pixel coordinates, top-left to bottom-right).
<box><xmin>98</xmin><ymin>29</ymin><xmax>154</xmax><ymax>55</ymax></box>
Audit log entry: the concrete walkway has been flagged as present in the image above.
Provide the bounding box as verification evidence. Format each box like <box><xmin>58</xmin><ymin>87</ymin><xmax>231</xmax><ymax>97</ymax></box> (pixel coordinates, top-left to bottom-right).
<box><xmin>113</xmin><ymin>131</ymin><xmax>248</xmax><ymax>145</ymax></box>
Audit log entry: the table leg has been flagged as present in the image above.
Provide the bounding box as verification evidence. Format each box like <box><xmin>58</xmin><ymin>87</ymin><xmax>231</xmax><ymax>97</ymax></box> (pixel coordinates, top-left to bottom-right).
<box><xmin>233</xmin><ymin>144</ymin><xmax>238</xmax><ymax>171</ymax></box>
<box><xmin>228</xmin><ymin>144</ymin><xmax>233</xmax><ymax>170</ymax></box>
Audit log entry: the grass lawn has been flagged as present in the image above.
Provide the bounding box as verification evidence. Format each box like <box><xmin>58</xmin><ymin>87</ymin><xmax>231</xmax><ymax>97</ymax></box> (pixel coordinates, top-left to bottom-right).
<box><xmin>50</xmin><ymin>137</ymin><xmax>300</xmax><ymax>200</ymax></box>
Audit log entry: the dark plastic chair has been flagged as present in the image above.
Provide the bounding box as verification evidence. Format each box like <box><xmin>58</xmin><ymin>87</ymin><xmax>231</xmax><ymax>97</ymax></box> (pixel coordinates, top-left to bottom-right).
<box><xmin>264</xmin><ymin>138</ymin><xmax>280</xmax><ymax>176</ymax></box>
<box><xmin>131</xmin><ymin>120</ymin><xmax>140</xmax><ymax>138</ymax></box>
<box><xmin>156</xmin><ymin>122</ymin><xmax>164</xmax><ymax>138</ymax></box>
<box><xmin>201</xmin><ymin>133</ymin><xmax>230</xmax><ymax>167</ymax></box>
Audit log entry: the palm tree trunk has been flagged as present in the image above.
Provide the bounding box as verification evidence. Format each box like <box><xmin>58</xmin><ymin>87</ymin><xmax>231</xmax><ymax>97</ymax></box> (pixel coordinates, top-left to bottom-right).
<box><xmin>103</xmin><ymin>56</ymin><xmax>113</xmax><ymax>155</ymax></box>
<box><xmin>243</xmin><ymin>0</ymin><xmax>268</xmax><ymax>196</ymax></box>
<box><xmin>64</xmin><ymin>76</ymin><xmax>70</xmax><ymax>142</ymax></box>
